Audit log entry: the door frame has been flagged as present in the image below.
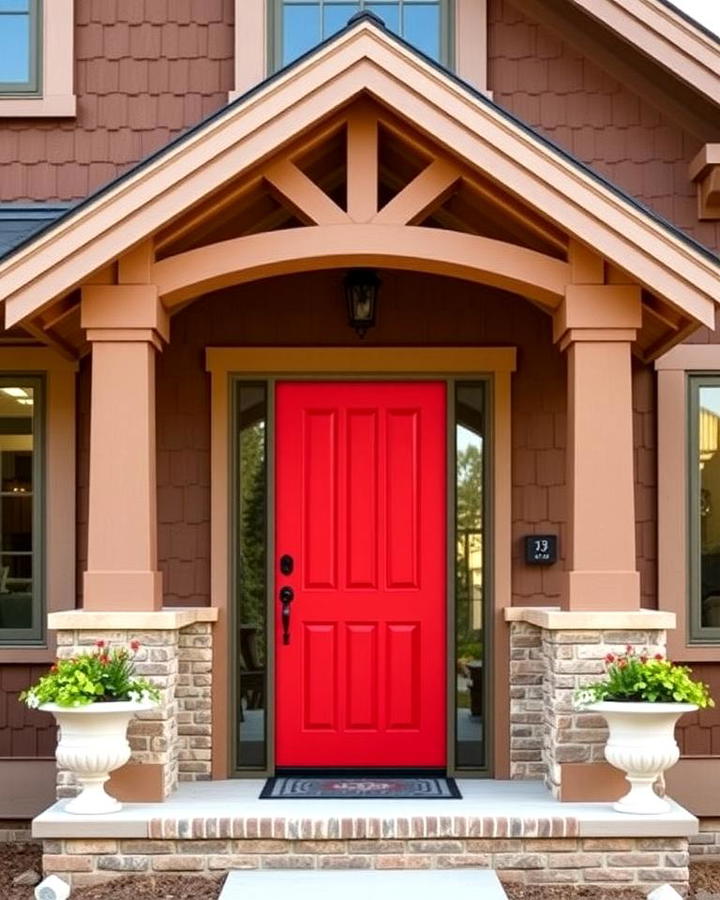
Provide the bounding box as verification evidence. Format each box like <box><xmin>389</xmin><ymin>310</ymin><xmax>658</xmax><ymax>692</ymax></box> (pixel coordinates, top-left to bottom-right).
<box><xmin>206</xmin><ymin>347</ymin><xmax>517</xmax><ymax>780</ymax></box>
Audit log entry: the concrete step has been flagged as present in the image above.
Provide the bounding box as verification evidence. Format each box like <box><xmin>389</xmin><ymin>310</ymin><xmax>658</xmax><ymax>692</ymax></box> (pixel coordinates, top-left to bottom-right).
<box><xmin>219</xmin><ymin>869</ymin><xmax>507</xmax><ymax>899</ymax></box>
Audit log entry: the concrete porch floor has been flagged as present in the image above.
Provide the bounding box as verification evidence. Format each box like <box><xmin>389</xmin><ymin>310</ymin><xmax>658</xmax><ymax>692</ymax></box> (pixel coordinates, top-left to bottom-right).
<box><xmin>33</xmin><ymin>778</ymin><xmax>698</xmax><ymax>840</ymax></box>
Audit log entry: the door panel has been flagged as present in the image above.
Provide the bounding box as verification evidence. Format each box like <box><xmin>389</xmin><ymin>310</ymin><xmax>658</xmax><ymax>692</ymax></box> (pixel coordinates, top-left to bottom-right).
<box><xmin>276</xmin><ymin>381</ymin><xmax>446</xmax><ymax>767</ymax></box>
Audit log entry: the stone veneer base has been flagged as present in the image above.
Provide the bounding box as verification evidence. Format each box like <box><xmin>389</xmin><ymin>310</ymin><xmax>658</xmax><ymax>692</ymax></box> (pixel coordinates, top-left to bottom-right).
<box><xmin>49</xmin><ymin>608</ymin><xmax>218</xmax><ymax>801</ymax></box>
<box><xmin>506</xmin><ymin>607</ymin><xmax>673</xmax><ymax>796</ymax></box>
<box><xmin>34</xmin><ymin>779</ymin><xmax>697</xmax><ymax>892</ymax></box>
<box><xmin>43</xmin><ymin>835</ymin><xmax>690</xmax><ymax>892</ymax></box>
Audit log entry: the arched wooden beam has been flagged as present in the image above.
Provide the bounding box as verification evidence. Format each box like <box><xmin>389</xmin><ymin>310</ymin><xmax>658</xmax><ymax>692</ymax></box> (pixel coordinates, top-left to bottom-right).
<box><xmin>153</xmin><ymin>225</ymin><xmax>570</xmax><ymax>308</ymax></box>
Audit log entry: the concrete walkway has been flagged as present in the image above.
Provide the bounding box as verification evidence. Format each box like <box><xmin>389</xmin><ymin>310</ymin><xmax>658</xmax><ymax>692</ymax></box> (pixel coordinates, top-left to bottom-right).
<box><xmin>219</xmin><ymin>869</ymin><xmax>507</xmax><ymax>900</ymax></box>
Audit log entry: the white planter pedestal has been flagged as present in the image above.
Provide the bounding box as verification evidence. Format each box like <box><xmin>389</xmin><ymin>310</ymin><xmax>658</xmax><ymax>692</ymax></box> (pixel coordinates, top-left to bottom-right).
<box><xmin>42</xmin><ymin>700</ymin><xmax>155</xmax><ymax>815</ymax></box>
<box><xmin>587</xmin><ymin>701</ymin><xmax>696</xmax><ymax>815</ymax></box>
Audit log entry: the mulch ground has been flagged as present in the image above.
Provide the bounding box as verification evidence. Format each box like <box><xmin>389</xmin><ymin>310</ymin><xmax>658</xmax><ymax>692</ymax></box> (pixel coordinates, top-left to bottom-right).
<box><xmin>2</xmin><ymin>842</ymin><xmax>720</xmax><ymax>898</ymax></box>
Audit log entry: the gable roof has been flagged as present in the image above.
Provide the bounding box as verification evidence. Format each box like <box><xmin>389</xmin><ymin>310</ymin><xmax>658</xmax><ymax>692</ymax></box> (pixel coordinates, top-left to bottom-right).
<box><xmin>0</xmin><ymin>15</ymin><xmax>718</xmax><ymax>340</ymax></box>
<box><xmin>562</xmin><ymin>0</ymin><xmax>720</xmax><ymax>108</ymax></box>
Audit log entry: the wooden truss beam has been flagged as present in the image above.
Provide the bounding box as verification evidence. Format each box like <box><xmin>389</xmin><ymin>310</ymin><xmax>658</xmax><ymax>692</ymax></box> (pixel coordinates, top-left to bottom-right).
<box><xmin>264</xmin><ymin>159</ymin><xmax>350</xmax><ymax>226</ymax></box>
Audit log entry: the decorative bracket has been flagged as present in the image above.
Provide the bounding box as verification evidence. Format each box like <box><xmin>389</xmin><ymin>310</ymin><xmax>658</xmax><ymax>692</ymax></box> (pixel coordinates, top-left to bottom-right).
<box><xmin>690</xmin><ymin>144</ymin><xmax>720</xmax><ymax>220</ymax></box>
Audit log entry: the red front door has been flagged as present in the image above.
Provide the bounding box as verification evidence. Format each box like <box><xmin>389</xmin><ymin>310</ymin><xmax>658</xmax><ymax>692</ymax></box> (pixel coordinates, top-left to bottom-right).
<box><xmin>275</xmin><ymin>382</ymin><xmax>446</xmax><ymax>767</ymax></box>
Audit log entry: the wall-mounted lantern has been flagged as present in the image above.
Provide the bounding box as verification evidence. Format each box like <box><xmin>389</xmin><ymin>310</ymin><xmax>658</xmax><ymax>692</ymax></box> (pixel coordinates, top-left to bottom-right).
<box><xmin>344</xmin><ymin>268</ymin><xmax>381</xmax><ymax>338</ymax></box>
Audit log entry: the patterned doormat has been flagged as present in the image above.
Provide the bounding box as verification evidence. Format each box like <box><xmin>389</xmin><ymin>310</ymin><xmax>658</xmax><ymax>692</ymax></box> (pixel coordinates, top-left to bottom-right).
<box><xmin>260</xmin><ymin>776</ymin><xmax>461</xmax><ymax>799</ymax></box>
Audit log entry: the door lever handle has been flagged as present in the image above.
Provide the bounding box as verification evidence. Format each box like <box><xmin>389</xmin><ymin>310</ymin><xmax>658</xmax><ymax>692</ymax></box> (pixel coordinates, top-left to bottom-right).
<box><xmin>279</xmin><ymin>586</ymin><xmax>294</xmax><ymax>645</ymax></box>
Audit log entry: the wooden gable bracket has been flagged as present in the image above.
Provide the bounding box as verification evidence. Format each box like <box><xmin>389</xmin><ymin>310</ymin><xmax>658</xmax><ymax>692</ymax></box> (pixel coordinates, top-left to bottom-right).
<box><xmin>263</xmin><ymin>106</ymin><xmax>463</xmax><ymax>229</ymax></box>
<box><xmin>690</xmin><ymin>145</ymin><xmax>720</xmax><ymax>220</ymax></box>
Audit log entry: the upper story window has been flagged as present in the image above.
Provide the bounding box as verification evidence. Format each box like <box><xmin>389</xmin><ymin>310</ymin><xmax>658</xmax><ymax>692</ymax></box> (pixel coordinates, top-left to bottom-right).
<box><xmin>690</xmin><ymin>376</ymin><xmax>720</xmax><ymax>641</ymax></box>
<box><xmin>0</xmin><ymin>376</ymin><xmax>43</xmax><ymax>645</ymax></box>
<box><xmin>276</xmin><ymin>0</ymin><xmax>447</xmax><ymax>68</ymax></box>
<box><xmin>0</xmin><ymin>0</ymin><xmax>75</xmax><ymax>118</ymax></box>
<box><xmin>0</xmin><ymin>0</ymin><xmax>39</xmax><ymax>94</ymax></box>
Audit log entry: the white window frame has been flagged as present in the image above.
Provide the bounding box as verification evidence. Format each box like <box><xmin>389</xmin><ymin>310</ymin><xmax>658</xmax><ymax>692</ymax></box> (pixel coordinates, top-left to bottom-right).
<box><xmin>0</xmin><ymin>0</ymin><xmax>75</xmax><ymax>118</ymax></box>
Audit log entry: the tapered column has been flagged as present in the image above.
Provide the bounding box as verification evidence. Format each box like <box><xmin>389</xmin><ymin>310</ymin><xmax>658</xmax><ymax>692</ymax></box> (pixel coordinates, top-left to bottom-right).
<box><xmin>554</xmin><ymin>280</ymin><xmax>642</xmax><ymax>611</ymax></box>
<box><xmin>81</xmin><ymin>282</ymin><xmax>168</xmax><ymax>611</ymax></box>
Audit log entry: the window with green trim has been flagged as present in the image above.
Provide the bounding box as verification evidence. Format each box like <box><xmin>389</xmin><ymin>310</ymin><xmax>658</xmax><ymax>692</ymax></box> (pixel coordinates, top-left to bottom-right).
<box><xmin>0</xmin><ymin>377</ymin><xmax>43</xmax><ymax>644</ymax></box>
<box><xmin>0</xmin><ymin>0</ymin><xmax>40</xmax><ymax>94</ymax></box>
<box><xmin>690</xmin><ymin>376</ymin><xmax>720</xmax><ymax>642</ymax></box>
<box><xmin>275</xmin><ymin>0</ymin><xmax>449</xmax><ymax>68</ymax></box>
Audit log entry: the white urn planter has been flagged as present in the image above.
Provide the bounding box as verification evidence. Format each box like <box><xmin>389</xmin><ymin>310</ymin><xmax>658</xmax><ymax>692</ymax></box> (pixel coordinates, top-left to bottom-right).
<box><xmin>43</xmin><ymin>700</ymin><xmax>155</xmax><ymax>815</ymax></box>
<box><xmin>587</xmin><ymin>701</ymin><xmax>696</xmax><ymax>815</ymax></box>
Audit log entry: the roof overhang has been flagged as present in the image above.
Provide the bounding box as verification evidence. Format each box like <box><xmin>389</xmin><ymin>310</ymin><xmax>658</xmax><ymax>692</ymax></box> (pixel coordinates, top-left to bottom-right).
<box><xmin>565</xmin><ymin>0</ymin><xmax>720</xmax><ymax>108</ymax></box>
<box><xmin>0</xmin><ymin>17</ymin><xmax>717</xmax><ymax>345</ymax></box>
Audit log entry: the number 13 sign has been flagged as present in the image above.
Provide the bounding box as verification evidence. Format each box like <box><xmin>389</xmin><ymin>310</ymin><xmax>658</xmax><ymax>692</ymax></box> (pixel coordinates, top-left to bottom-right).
<box><xmin>524</xmin><ymin>535</ymin><xmax>558</xmax><ymax>565</ymax></box>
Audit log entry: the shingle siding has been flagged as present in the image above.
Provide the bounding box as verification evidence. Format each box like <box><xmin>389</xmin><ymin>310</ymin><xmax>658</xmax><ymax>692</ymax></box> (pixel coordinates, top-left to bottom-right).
<box><xmin>0</xmin><ymin>0</ymin><xmax>234</xmax><ymax>202</ymax></box>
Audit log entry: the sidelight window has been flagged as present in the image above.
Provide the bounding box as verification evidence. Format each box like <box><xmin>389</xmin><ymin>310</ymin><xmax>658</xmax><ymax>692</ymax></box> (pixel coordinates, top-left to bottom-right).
<box><xmin>454</xmin><ymin>382</ymin><xmax>487</xmax><ymax>770</ymax></box>
<box><xmin>234</xmin><ymin>383</ymin><xmax>269</xmax><ymax>770</ymax></box>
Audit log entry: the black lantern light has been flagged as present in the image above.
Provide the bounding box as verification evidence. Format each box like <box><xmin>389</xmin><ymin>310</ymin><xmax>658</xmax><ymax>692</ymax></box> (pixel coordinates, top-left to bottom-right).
<box><xmin>344</xmin><ymin>268</ymin><xmax>381</xmax><ymax>338</ymax></box>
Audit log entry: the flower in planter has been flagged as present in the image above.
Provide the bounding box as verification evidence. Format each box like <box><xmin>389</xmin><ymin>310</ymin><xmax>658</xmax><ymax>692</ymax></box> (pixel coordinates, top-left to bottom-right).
<box><xmin>574</xmin><ymin>645</ymin><xmax>714</xmax><ymax>709</ymax></box>
<box><xmin>19</xmin><ymin>641</ymin><xmax>161</xmax><ymax>709</ymax></box>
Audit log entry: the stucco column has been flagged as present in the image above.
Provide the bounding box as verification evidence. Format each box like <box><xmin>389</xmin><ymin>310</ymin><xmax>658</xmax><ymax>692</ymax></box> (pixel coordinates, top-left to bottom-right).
<box><xmin>81</xmin><ymin>283</ymin><xmax>169</xmax><ymax>611</ymax></box>
<box><xmin>554</xmin><ymin>282</ymin><xmax>642</xmax><ymax>611</ymax></box>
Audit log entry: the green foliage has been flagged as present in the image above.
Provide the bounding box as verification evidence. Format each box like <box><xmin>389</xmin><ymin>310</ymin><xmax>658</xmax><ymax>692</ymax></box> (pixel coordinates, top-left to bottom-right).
<box><xmin>456</xmin><ymin>441</ymin><xmax>483</xmax><ymax>659</ymax></box>
<box><xmin>239</xmin><ymin>421</ymin><xmax>266</xmax><ymax>661</ymax></box>
<box><xmin>575</xmin><ymin>646</ymin><xmax>714</xmax><ymax>709</ymax></box>
<box><xmin>19</xmin><ymin>642</ymin><xmax>160</xmax><ymax>709</ymax></box>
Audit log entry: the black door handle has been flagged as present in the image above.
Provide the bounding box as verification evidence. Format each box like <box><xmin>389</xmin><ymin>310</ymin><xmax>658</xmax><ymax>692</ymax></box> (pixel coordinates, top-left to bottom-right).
<box><xmin>280</xmin><ymin>586</ymin><xmax>294</xmax><ymax>645</ymax></box>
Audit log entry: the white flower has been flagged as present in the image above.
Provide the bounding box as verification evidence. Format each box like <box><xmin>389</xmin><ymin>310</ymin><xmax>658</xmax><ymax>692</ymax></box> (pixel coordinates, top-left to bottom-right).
<box><xmin>25</xmin><ymin>692</ymin><xmax>39</xmax><ymax>709</ymax></box>
<box><xmin>128</xmin><ymin>690</ymin><xmax>141</xmax><ymax>702</ymax></box>
<box><xmin>573</xmin><ymin>689</ymin><xmax>595</xmax><ymax>710</ymax></box>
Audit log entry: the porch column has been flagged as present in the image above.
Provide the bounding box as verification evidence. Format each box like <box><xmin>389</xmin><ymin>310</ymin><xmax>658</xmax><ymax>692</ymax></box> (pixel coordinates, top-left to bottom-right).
<box><xmin>553</xmin><ymin>276</ymin><xmax>642</xmax><ymax>611</ymax></box>
<box><xmin>80</xmin><ymin>280</ymin><xmax>168</xmax><ymax>611</ymax></box>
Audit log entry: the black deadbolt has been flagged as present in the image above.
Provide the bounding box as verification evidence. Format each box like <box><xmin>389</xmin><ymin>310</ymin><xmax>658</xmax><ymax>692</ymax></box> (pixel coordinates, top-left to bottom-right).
<box><xmin>280</xmin><ymin>554</ymin><xmax>294</xmax><ymax>575</ymax></box>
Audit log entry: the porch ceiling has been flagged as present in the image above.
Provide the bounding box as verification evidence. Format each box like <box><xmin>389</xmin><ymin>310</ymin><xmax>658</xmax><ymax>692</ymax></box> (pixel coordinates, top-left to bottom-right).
<box><xmin>0</xmin><ymin>17</ymin><xmax>718</xmax><ymax>361</ymax></box>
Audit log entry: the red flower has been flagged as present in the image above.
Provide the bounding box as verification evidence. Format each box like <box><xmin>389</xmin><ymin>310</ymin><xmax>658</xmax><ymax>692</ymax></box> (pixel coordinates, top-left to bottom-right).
<box><xmin>618</xmin><ymin>659</ymin><xmax>627</xmax><ymax>668</ymax></box>
<box><xmin>654</xmin><ymin>653</ymin><xmax>664</xmax><ymax>661</ymax></box>
<box><xmin>95</xmin><ymin>640</ymin><xmax>105</xmax><ymax>649</ymax></box>
<box><xmin>625</xmin><ymin>644</ymin><xmax>633</xmax><ymax>653</ymax></box>
<box><xmin>640</xmin><ymin>654</ymin><xmax>648</xmax><ymax>664</ymax></box>
<box><xmin>100</xmin><ymin>656</ymin><xmax>109</xmax><ymax>666</ymax></box>
<box><xmin>130</xmin><ymin>640</ymin><xmax>140</xmax><ymax>652</ymax></box>
<box><xmin>604</xmin><ymin>653</ymin><xmax>615</xmax><ymax>663</ymax></box>
<box><xmin>50</xmin><ymin>664</ymin><xmax>57</xmax><ymax>673</ymax></box>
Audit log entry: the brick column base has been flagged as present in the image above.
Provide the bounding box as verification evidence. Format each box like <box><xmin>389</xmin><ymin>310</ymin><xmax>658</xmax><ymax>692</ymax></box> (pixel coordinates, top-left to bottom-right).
<box><xmin>507</xmin><ymin>609</ymin><xmax>675</xmax><ymax>799</ymax></box>
<box><xmin>48</xmin><ymin>609</ymin><xmax>218</xmax><ymax>802</ymax></box>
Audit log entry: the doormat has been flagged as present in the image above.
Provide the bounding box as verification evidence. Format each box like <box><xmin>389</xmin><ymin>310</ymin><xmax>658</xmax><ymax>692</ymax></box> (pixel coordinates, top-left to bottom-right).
<box><xmin>260</xmin><ymin>776</ymin><xmax>461</xmax><ymax>799</ymax></box>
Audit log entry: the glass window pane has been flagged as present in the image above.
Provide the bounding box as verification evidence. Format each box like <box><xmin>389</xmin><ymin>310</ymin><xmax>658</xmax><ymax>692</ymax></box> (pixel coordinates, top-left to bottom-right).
<box><xmin>0</xmin><ymin>1</ymin><xmax>30</xmax><ymax>12</ymax></box>
<box><xmin>324</xmin><ymin>3</ymin><xmax>360</xmax><ymax>37</ymax></box>
<box><xmin>403</xmin><ymin>2</ymin><xmax>440</xmax><ymax>60</ymax></box>
<box><xmin>0</xmin><ymin>384</ymin><xmax>35</xmax><ymax>634</ymax></box>
<box><xmin>699</xmin><ymin>386</ymin><xmax>720</xmax><ymax>629</ymax></box>
<box><xmin>1</xmin><ymin>497</ymin><xmax>32</xmax><ymax>552</ymax></box>
<box><xmin>282</xmin><ymin>3</ymin><xmax>321</xmax><ymax>65</ymax></box>
<box><xmin>366</xmin><ymin>2</ymin><xmax>400</xmax><ymax>32</ymax></box>
<box><xmin>236</xmin><ymin>384</ymin><xmax>267</xmax><ymax>769</ymax></box>
<box><xmin>455</xmin><ymin>383</ymin><xmax>485</xmax><ymax>769</ymax></box>
<box><xmin>0</xmin><ymin>13</ymin><xmax>30</xmax><ymax>84</ymax></box>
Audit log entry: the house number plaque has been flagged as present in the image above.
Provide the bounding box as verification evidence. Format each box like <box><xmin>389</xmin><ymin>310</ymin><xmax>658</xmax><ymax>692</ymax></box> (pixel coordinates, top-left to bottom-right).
<box><xmin>524</xmin><ymin>535</ymin><xmax>558</xmax><ymax>565</ymax></box>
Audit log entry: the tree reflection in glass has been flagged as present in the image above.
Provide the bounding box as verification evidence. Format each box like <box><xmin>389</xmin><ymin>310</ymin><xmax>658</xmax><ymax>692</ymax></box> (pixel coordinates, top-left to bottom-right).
<box><xmin>236</xmin><ymin>385</ymin><xmax>267</xmax><ymax>768</ymax></box>
<box><xmin>455</xmin><ymin>383</ymin><xmax>485</xmax><ymax>769</ymax></box>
